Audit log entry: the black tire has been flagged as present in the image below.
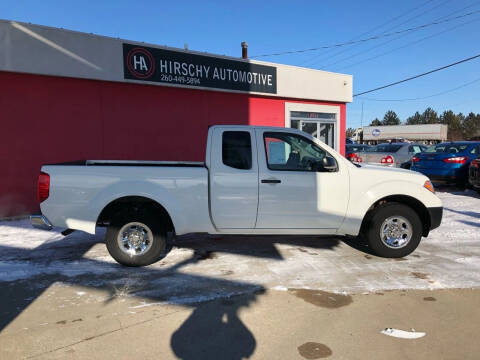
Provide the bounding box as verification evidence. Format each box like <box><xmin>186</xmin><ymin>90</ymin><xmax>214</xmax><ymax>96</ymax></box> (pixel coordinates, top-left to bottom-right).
<box><xmin>455</xmin><ymin>181</ymin><xmax>467</xmax><ymax>190</ymax></box>
<box><xmin>364</xmin><ymin>202</ymin><xmax>422</xmax><ymax>258</ymax></box>
<box><xmin>106</xmin><ymin>211</ymin><xmax>167</xmax><ymax>266</ymax></box>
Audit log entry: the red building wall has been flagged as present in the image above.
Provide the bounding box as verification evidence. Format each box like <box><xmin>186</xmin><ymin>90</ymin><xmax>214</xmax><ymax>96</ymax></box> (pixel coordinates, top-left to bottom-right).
<box><xmin>0</xmin><ymin>71</ymin><xmax>346</xmax><ymax>217</ymax></box>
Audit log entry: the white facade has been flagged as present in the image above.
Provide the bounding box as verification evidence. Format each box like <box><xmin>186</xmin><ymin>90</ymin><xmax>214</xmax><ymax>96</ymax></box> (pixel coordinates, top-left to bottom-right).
<box><xmin>0</xmin><ymin>19</ymin><xmax>353</xmax><ymax>103</ymax></box>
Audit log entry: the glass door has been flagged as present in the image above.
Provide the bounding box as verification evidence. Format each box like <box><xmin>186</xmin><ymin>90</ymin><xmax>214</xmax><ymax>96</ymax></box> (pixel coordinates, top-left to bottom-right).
<box><xmin>290</xmin><ymin>111</ymin><xmax>336</xmax><ymax>149</ymax></box>
<box><xmin>300</xmin><ymin>121</ymin><xmax>318</xmax><ymax>138</ymax></box>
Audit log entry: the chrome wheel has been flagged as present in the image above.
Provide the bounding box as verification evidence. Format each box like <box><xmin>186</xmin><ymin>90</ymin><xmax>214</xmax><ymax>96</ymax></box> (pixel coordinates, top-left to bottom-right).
<box><xmin>117</xmin><ymin>222</ymin><xmax>153</xmax><ymax>256</ymax></box>
<box><xmin>380</xmin><ymin>216</ymin><xmax>412</xmax><ymax>249</ymax></box>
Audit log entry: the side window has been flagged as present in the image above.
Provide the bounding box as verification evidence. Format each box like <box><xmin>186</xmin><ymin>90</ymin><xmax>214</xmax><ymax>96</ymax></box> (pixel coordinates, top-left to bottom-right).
<box><xmin>409</xmin><ymin>145</ymin><xmax>423</xmax><ymax>154</ymax></box>
<box><xmin>264</xmin><ymin>132</ymin><xmax>336</xmax><ymax>172</ymax></box>
<box><xmin>222</xmin><ymin>131</ymin><xmax>252</xmax><ymax>170</ymax></box>
<box><xmin>470</xmin><ymin>146</ymin><xmax>480</xmax><ymax>155</ymax></box>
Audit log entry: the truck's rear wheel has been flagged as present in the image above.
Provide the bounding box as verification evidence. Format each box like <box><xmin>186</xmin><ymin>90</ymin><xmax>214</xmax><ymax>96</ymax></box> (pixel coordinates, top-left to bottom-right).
<box><xmin>364</xmin><ymin>203</ymin><xmax>422</xmax><ymax>258</ymax></box>
<box><xmin>106</xmin><ymin>212</ymin><xmax>167</xmax><ymax>266</ymax></box>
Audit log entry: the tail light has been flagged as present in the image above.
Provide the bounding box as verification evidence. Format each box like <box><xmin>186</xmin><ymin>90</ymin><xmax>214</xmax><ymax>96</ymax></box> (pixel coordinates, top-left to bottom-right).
<box><xmin>471</xmin><ymin>159</ymin><xmax>480</xmax><ymax>168</ymax></box>
<box><xmin>347</xmin><ymin>153</ymin><xmax>362</xmax><ymax>163</ymax></box>
<box><xmin>443</xmin><ymin>156</ymin><xmax>469</xmax><ymax>164</ymax></box>
<box><xmin>412</xmin><ymin>156</ymin><xmax>420</xmax><ymax>163</ymax></box>
<box><xmin>380</xmin><ymin>155</ymin><xmax>394</xmax><ymax>164</ymax></box>
<box><xmin>38</xmin><ymin>172</ymin><xmax>50</xmax><ymax>203</ymax></box>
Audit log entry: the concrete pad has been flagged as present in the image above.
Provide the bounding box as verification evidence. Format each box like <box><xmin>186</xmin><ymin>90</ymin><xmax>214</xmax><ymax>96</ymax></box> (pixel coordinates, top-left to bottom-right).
<box><xmin>0</xmin><ymin>189</ymin><xmax>479</xmax><ymax>359</ymax></box>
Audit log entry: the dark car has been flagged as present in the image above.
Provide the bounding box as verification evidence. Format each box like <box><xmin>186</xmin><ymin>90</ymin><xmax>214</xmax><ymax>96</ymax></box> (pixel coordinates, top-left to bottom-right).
<box><xmin>411</xmin><ymin>142</ymin><xmax>480</xmax><ymax>187</ymax></box>
<box><xmin>468</xmin><ymin>157</ymin><xmax>480</xmax><ymax>193</ymax></box>
<box><xmin>345</xmin><ymin>144</ymin><xmax>370</xmax><ymax>162</ymax></box>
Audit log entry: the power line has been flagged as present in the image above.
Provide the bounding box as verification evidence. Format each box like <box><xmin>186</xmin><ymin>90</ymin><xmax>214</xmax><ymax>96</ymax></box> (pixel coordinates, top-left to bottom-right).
<box><xmin>306</xmin><ymin>0</ymin><xmax>453</xmax><ymax>68</ymax></box>
<box><xmin>353</xmin><ymin>53</ymin><xmax>480</xmax><ymax>96</ymax></box>
<box><xmin>298</xmin><ymin>0</ymin><xmax>438</xmax><ymax>66</ymax></box>
<box><xmin>250</xmin><ymin>10</ymin><xmax>480</xmax><ymax>58</ymax></box>
<box><xmin>337</xmin><ymin>15</ymin><xmax>480</xmax><ymax>71</ymax></box>
<box><xmin>320</xmin><ymin>1</ymin><xmax>479</xmax><ymax>69</ymax></box>
<box><xmin>357</xmin><ymin>77</ymin><xmax>480</xmax><ymax>101</ymax></box>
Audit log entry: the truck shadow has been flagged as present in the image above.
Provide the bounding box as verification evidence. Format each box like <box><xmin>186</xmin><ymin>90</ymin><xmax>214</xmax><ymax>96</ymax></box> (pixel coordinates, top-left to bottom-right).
<box><xmin>173</xmin><ymin>233</ymin><xmax>342</xmax><ymax>260</ymax></box>
<box><xmin>0</xmin><ymin>224</ymin><xmax>365</xmax><ymax>359</ymax></box>
<box><xmin>0</xmin><ymin>237</ymin><xmax>262</xmax><ymax>359</ymax></box>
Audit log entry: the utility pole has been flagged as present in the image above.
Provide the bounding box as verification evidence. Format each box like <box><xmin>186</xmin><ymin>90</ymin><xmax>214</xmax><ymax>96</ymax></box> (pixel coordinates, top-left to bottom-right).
<box><xmin>360</xmin><ymin>102</ymin><xmax>364</xmax><ymax>128</ymax></box>
<box><xmin>360</xmin><ymin>102</ymin><xmax>364</xmax><ymax>144</ymax></box>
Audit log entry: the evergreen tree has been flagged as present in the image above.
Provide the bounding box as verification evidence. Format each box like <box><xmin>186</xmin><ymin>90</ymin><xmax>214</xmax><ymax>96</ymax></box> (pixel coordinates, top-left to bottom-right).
<box><xmin>406</xmin><ymin>111</ymin><xmax>422</xmax><ymax>125</ymax></box>
<box><xmin>370</xmin><ymin>118</ymin><xmax>382</xmax><ymax>126</ymax></box>
<box><xmin>462</xmin><ymin>112</ymin><xmax>480</xmax><ymax>139</ymax></box>
<box><xmin>440</xmin><ymin>110</ymin><xmax>462</xmax><ymax>141</ymax></box>
<box><xmin>382</xmin><ymin>110</ymin><xmax>400</xmax><ymax>125</ymax></box>
<box><xmin>420</xmin><ymin>107</ymin><xmax>439</xmax><ymax>124</ymax></box>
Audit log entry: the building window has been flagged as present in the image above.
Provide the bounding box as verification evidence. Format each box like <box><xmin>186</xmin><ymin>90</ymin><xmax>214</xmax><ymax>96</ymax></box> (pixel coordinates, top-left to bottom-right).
<box><xmin>222</xmin><ymin>131</ymin><xmax>252</xmax><ymax>170</ymax></box>
<box><xmin>290</xmin><ymin>111</ymin><xmax>336</xmax><ymax>149</ymax></box>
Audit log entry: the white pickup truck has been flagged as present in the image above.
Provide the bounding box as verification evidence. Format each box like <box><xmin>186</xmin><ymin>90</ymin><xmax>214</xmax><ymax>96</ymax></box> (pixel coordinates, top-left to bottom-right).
<box><xmin>31</xmin><ymin>125</ymin><xmax>442</xmax><ymax>266</ymax></box>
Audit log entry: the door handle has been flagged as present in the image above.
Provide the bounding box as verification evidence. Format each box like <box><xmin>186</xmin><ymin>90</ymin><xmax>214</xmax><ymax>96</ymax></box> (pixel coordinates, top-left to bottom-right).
<box><xmin>261</xmin><ymin>179</ymin><xmax>281</xmax><ymax>184</ymax></box>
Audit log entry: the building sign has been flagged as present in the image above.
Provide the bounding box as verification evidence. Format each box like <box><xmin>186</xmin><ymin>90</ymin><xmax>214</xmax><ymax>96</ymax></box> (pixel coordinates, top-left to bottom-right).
<box><xmin>123</xmin><ymin>43</ymin><xmax>277</xmax><ymax>94</ymax></box>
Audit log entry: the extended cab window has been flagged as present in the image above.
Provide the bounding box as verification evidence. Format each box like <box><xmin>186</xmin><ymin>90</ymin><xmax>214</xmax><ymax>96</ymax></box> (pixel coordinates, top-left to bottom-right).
<box><xmin>264</xmin><ymin>132</ymin><xmax>336</xmax><ymax>172</ymax></box>
<box><xmin>222</xmin><ymin>131</ymin><xmax>252</xmax><ymax>170</ymax></box>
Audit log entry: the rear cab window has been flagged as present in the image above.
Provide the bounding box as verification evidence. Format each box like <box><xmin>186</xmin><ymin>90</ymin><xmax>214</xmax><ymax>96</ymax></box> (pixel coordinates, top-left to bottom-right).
<box><xmin>367</xmin><ymin>144</ymin><xmax>403</xmax><ymax>153</ymax></box>
<box><xmin>222</xmin><ymin>131</ymin><xmax>252</xmax><ymax>170</ymax></box>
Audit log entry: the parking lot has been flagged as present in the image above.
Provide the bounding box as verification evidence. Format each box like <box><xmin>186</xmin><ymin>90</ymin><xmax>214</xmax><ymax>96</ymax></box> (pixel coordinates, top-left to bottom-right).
<box><xmin>1</xmin><ymin>188</ymin><xmax>479</xmax><ymax>359</ymax></box>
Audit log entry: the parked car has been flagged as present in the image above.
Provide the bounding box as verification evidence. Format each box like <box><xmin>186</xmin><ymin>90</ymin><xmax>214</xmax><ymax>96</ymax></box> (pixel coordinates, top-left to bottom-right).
<box><xmin>411</xmin><ymin>142</ymin><xmax>480</xmax><ymax>187</ymax></box>
<box><xmin>468</xmin><ymin>157</ymin><xmax>480</xmax><ymax>193</ymax></box>
<box><xmin>345</xmin><ymin>144</ymin><xmax>371</xmax><ymax>162</ymax></box>
<box><xmin>356</xmin><ymin>143</ymin><xmax>427</xmax><ymax>168</ymax></box>
<box><xmin>31</xmin><ymin>125</ymin><xmax>442</xmax><ymax>266</ymax></box>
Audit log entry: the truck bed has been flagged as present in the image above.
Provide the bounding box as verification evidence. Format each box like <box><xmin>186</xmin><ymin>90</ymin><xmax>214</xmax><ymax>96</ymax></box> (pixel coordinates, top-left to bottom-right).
<box><xmin>46</xmin><ymin>160</ymin><xmax>205</xmax><ymax>167</ymax></box>
<box><xmin>40</xmin><ymin>162</ymin><xmax>211</xmax><ymax>235</ymax></box>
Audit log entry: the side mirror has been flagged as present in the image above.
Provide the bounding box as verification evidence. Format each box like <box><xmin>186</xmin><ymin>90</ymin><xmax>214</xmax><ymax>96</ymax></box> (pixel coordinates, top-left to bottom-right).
<box><xmin>322</xmin><ymin>156</ymin><xmax>338</xmax><ymax>172</ymax></box>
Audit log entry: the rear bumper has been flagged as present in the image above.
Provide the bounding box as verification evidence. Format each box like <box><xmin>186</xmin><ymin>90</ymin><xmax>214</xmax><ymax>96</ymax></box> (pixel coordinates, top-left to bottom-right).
<box><xmin>30</xmin><ymin>214</ymin><xmax>53</xmax><ymax>230</ymax></box>
<box><xmin>469</xmin><ymin>168</ymin><xmax>480</xmax><ymax>188</ymax></box>
<box><xmin>428</xmin><ymin>207</ymin><xmax>443</xmax><ymax>231</ymax></box>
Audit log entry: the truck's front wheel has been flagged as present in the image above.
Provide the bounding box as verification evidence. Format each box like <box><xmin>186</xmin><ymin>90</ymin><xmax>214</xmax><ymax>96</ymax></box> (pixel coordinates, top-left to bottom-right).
<box><xmin>106</xmin><ymin>212</ymin><xmax>167</xmax><ymax>266</ymax></box>
<box><xmin>364</xmin><ymin>203</ymin><xmax>422</xmax><ymax>258</ymax></box>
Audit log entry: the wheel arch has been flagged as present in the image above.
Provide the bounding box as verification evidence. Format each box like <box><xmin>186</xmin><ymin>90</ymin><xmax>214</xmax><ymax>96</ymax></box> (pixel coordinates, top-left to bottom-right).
<box><xmin>96</xmin><ymin>196</ymin><xmax>175</xmax><ymax>233</ymax></box>
<box><xmin>361</xmin><ymin>194</ymin><xmax>431</xmax><ymax>237</ymax></box>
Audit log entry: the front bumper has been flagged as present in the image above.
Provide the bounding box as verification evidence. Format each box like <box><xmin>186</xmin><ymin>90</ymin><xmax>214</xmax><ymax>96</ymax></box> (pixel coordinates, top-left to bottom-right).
<box><xmin>30</xmin><ymin>214</ymin><xmax>53</xmax><ymax>230</ymax></box>
<box><xmin>428</xmin><ymin>207</ymin><xmax>443</xmax><ymax>231</ymax></box>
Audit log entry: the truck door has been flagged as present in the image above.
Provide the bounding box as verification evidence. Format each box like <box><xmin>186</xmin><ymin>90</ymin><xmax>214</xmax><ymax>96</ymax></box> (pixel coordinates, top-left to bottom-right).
<box><xmin>209</xmin><ymin>127</ymin><xmax>259</xmax><ymax>229</ymax></box>
<box><xmin>255</xmin><ymin>129</ymin><xmax>349</xmax><ymax>230</ymax></box>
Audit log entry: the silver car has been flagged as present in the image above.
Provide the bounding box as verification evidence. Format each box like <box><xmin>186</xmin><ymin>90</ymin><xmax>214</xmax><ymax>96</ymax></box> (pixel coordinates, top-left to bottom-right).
<box><xmin>356</xmin><ymin>143</ymin><xmax>427</xmax><ymax>168</ymax></box>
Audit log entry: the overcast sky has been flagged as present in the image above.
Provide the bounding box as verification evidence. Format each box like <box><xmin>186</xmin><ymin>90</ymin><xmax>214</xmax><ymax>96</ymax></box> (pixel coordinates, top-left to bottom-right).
<box><xmin>2</xmin><ymin>0</ymin><xmax>479</xmax><ymax>128</ymax></box>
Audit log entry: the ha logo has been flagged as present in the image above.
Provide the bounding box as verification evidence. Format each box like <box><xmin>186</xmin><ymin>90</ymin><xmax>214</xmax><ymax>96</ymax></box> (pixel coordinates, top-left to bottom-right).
<box><xmin>126</xmin><ymin>47</ymin><xmax>155</xmax><ymax>79</ymax></box>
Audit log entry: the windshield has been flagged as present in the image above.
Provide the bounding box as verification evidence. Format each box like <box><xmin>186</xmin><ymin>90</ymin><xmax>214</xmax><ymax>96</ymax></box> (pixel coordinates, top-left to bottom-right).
<box><xmin>425</xmin><ymin>144</ymin><xmax>469</xmax><ymax>154</ymax></box>
<box><xmin>346</xmin><ymin>145</ymin><xmax>369</xmax><ymax>152</ymax></box>
<box><xmin>367</xmin><ymin>144</ymin><xmax>403</xmax><ymax>153</ymax></box>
